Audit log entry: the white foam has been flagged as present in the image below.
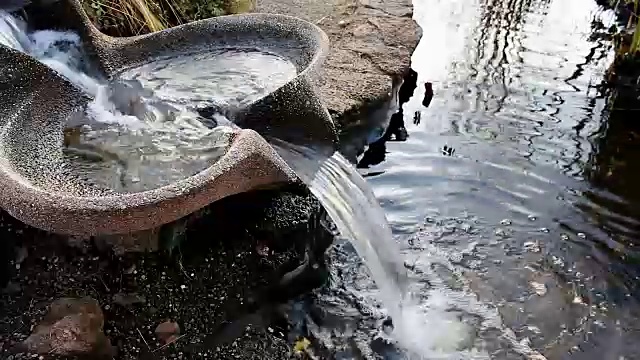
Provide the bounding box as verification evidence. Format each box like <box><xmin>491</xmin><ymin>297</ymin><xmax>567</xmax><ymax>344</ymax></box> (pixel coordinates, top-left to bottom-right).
<box><xmin>84</xmin><ymin>86</ymin><xmax>146</xmax><ymax>130</ymax></box>
<box><xmin>0</xmin><ymin>10</ymin><xmax>30</xmax><ymax>52</ymax></box>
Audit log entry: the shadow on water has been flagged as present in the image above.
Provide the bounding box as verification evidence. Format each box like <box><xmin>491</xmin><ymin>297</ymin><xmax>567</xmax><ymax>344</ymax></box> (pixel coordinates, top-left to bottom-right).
<box><xmin>356</xmin><ymin>69</ymin><xmax>416</xmax><ymax>170</ymax></box>
<box><xmin>325</xmin><ymin>0</ymin><xmax>640</xmax><ymax>358</ymax></box>
<box><xmin>583</xmin><ymin>94</ymin><xmax>640</xmax><ymax>301</ymax></box>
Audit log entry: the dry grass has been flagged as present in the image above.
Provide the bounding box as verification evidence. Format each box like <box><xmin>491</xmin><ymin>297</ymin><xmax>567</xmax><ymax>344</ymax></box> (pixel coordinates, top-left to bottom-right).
<box><xmin>630</xmin><ymin>0</ymin><xmax>640</xmax><ymax>53</ymax></box>
<box><xmin>82</xmin><ymin>0</ymin><xmax>255</xmax><ymax>37</ymax></box>
<box><xmin>83</xmin><ymin>0</ymin><xmax>168</xmax><ymax>36</ymax></box>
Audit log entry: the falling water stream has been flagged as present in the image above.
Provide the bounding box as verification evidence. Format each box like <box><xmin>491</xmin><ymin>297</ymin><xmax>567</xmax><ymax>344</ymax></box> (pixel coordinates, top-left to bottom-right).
<box><xmin>3</xmin><ymin>0</ymin><xmax>640</xmax><ymax>358</ymax></box>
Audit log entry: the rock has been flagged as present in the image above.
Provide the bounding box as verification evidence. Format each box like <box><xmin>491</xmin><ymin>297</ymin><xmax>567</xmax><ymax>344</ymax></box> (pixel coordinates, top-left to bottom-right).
<box><xmin>21</xmin><ymin>297</ymin><xmax>114</xmax><ymax>358</ymax></box>
<box><xmin>14</xmin><ymin>246</ymin><xmax>27</xmax><ymax>265</ymax></box>
<box><xmin>155</xmin><ymin>321</ymin><xmax>180</xmax><ymax>344</ymax></box>
<box><xmin>255</xmin><ymin>0</ymin><xmax>420</xmax><ymax>127</ymax></box>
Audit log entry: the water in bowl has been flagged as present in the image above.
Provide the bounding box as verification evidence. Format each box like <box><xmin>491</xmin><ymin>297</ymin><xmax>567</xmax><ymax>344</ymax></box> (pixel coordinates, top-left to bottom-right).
<box><xmin>118</xmin><ymin>48</ymin><xmax>299</xmax><ymax>109</ymax></box>
<box><xmin>62</xmin><ymin>48</ymin><xmax>298</xmax><ymax>193</ymax></box>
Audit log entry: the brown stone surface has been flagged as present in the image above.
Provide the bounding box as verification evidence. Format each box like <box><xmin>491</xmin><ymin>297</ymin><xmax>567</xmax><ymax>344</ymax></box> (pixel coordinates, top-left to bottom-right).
<box><xmin>155</xmin><ymin>320</ymin><xmax>181</xmax><ymax>344</ymax></box>
<box><xmin>21</xmin><ymin>297</ymin><xmax>114</xmax><ymax>358</ymax></box>
<box><xmin>255</xmin><ymin>0</ymin><xmax>420</xmax><ymax>124</ymax></box>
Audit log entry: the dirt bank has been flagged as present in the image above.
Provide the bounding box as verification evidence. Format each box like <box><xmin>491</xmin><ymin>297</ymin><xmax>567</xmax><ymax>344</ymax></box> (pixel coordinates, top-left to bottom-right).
<box><xmin>0</xmin><ymin>186</ymin><xmax>334</xmax><ymax>359</ymax></box>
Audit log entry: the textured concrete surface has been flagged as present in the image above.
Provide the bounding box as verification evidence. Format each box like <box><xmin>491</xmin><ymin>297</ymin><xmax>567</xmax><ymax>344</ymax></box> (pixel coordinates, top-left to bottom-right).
<box><xmin>255</xmin><ymin>0</ymin><xmax>420</xmax><ymax>126</ymax></box>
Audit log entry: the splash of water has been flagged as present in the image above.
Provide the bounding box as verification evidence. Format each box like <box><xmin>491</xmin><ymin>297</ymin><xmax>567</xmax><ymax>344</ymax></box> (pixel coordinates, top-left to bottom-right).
<box><xmin>1</xmin><ymin>10</ymin><xmax>99</xmax><ymax>89</ymax></box>
<box><xmin>272</xmin><ymin>140</ymin><xmax>480</xmax><ymax>358</ymax></box>
<box><xmin>274</xmin><ymin>140</ymin><xmax>409</xmax><ymax>297</ymax></box>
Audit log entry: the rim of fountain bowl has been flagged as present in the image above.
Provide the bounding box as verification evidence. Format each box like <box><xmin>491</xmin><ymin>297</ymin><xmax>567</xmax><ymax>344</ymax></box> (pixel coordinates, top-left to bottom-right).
<box><xmin>0</xmin><ymin>127</ymin><xmax>298</xmax><ymax>236</ymax></box>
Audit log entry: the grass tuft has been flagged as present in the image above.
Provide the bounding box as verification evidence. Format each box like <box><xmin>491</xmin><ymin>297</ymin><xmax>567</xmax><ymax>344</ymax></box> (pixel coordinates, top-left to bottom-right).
<box><xmin>630</xmin><ymin>0</ymin><xmax>640</xmax><ymax>53</ymax></box>
<box><xmin>81</xmin><ymin>0</ymin><xmax>255</xmax><ymax>37</ymax></box>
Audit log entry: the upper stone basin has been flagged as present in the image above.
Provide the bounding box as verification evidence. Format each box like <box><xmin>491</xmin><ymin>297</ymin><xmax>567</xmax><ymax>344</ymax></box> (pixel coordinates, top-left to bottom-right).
<box><xmin>0</xmin><ymin>0</ymin><xmax>338</xmax><ymax>236</ymax></box>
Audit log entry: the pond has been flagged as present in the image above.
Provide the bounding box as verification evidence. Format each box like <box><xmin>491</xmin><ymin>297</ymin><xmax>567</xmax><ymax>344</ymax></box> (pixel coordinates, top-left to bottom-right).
<box><xmin>319</xmin><ymin>0</ymin><xmax>640</xmax><ymax>358</ymax></box>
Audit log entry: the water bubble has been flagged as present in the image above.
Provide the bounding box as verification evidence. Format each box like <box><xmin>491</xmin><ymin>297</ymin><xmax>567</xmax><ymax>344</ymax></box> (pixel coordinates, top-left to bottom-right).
<box><xmin>495</xmin><ymin>228</ymin><xmax>509</xmax><ymax>237</ymax></box>
<box><xmin>530</xmin><ymin>281</ymin><xmax>547</xmax><ymax>296</ymax></box>
<box><xmin>523</xmin><ymin>241</ymin><xmax>541</xmax><ymax>253</ymax></box>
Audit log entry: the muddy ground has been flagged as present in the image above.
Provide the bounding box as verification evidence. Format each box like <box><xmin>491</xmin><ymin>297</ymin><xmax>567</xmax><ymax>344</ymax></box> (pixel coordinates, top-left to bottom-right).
<box><xmin>0</xmin><ymin>185</ymin><xmax>333</xmax><ymax>359</ymax></box>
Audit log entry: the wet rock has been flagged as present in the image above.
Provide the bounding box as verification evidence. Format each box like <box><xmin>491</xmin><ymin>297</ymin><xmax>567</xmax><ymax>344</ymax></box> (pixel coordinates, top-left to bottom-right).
<box><xmin>255</xmin><ymin>0</ymin><xmax>420</xmax><ymax>127</ymax></box>
<box><xmin>0</xmin><ymin>185</ymin><xmax>331</xmax><ymax>359</ymax></box>
<box><xmin>89</xmin><ymin>185</ymin><xmax>328</xmax><ymax>255</ymax></box>
<box><xmin>21</xmin><ymin>297</ymin><xmax>114</xmax><ymax>358</ymax></box>
<box><xmin>523</xmin><ymin>241</ymin><xmax>541</xmax><ymax>253</ymax></box>
<box><xmin>0</xmin><ymin>209</ymin><xmax>316</xmax><ymax>359</ymax></box>
<box><xmin>155</xmin><ymin>321</ymin><xmax>180</xmax><ymax>344</ymax></box>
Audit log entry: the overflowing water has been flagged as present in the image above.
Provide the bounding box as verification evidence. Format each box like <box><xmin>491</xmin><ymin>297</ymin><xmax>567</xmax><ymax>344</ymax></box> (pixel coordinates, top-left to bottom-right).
<box><xmin>274</xmin><ymin>141</ymin><xmax>489</xmax><ymax>359</ymax></box>
<box><xmin>276</xmin><ymin>140</ymin><xmax>558</xmax><ymax>359</ymax></box>
<box><xmin>119</xmin><ymin>49</ymin><xmax>298</xmax><ymax>109</ymax></box>
<box><xmin>0</xmin><ymin>10</ymin><xmax>451</xmax><ymax>356</ymax></box>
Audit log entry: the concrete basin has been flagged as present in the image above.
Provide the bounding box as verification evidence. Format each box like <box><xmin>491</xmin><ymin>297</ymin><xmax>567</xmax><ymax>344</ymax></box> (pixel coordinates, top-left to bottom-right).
<box><xmin>0</xmin><ymin>0</ymin><xmax>338</xmax><ymax>236</ymax></box>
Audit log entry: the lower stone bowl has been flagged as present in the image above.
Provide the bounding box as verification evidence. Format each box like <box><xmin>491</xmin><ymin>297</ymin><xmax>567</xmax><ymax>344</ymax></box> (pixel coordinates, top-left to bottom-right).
<box><xmin>0</xmin><ymin>1</ymin><xmax>338</xmax><ymax>237</ymax></box>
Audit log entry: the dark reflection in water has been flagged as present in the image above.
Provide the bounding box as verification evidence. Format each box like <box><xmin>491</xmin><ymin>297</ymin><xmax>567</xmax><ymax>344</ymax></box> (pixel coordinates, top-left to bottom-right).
<box><xmin>327</xmin><ymin>0</ymin><xmax>640</xmax><ymax>358</ymax></box>
<box><xmin>357</xmin><ymin>69</ymin><xmax>417</xmax><ymax>169</ymax></box>
<box><xmin>583</xmin><ymin>101</ymin><xmax>640</xmax><ymax>300</ymax></box>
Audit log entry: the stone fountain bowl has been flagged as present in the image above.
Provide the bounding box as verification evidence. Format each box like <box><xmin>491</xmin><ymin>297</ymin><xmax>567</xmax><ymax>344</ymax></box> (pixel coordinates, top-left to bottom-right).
<box><xmin>0</xmin><ymin>1</ymin><xmax>338</xmax><ymax>236</ymax></box>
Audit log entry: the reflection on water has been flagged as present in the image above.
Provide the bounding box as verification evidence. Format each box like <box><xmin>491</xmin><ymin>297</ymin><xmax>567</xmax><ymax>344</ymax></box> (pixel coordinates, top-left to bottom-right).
<box><xmin>319</xmin><ymin>0</ymin><xmax>640</xmax><ymax>358</ymax></box>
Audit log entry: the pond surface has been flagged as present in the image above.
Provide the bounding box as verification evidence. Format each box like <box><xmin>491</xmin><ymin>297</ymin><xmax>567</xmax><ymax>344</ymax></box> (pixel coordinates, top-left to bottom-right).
<box><xmin>315</xmin><ymin>0</ymin><xmax>640</xmax><ymax>358</ymax></box>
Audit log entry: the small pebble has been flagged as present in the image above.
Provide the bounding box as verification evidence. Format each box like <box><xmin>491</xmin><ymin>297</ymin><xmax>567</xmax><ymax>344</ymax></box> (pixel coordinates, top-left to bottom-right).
<box><xmin>155</xmin><ymin>321</ymin><xmax>180</xmax><ymax>344</ymax></box>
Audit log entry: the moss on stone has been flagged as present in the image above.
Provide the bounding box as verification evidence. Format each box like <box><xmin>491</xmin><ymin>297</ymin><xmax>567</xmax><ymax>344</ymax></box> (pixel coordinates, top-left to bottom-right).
<box><xmin>81</xmin><ymin>0</ymin><xmax>255</xmax><ymax>37</ymax></box>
